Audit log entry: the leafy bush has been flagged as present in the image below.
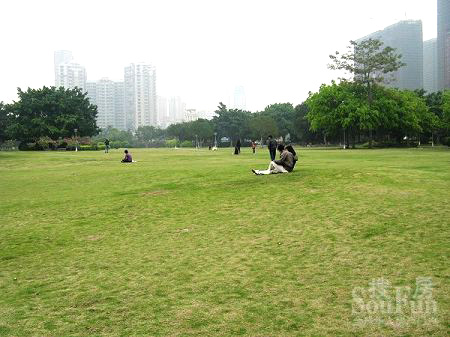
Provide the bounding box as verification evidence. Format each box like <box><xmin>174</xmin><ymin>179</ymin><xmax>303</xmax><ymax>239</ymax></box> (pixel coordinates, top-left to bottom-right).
<box><xmin>0</xmin><ymin>140</ymin><xmax>20</xmax><ymax>151</ymax></box>
<box><xmin>442</xmin><ymin>137</ymin><xmax>450</xmax><ymax>147</ymax></box>
<box><xmin>65</xmin><ymin>137</ymin><xmax>78</xmax><ymax>148</ymax></box>
<box><xmin>180</xmin><ymin>140</ymin><xmax>194</xmax><ymax>148</ymax></box>
<box><xmin>110</xmin><ymin>140</ymin><xmax>130</xmax><ymax>149</ymax></box>
<box><xmin>58</xmin><ymin>141</ymin><xmax>68</xmax><ymax>149</ymax></box>
<box><xmin>36</xmin><ymin>137</ymin><xmax>57</xmax><ymax>150</ymax></box>
<box><xmin>79</xmin><ymin>144</ymin><xmax>99</xmax><ymax>151</ymax></box>
<box><xmin>147</xmin><ymin>140</ymin><xmax>167</xmax><ymax>148</ymax></box>
<box><xmin>165</xmin><ymin>139</ymin><xmax>178</xmax><ymax>148</ymax></box>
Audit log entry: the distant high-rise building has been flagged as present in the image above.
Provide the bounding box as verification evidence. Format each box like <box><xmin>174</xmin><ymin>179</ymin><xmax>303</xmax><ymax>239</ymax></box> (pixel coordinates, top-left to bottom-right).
<box><xmin>233</xmin><ymin>86</ymin><xmax>246</xmax><ymax>110</ymax></box>
<box><xmin>54</xmin><ymin>50</ymin><xmax>73</xmax><ymax>81</ymax></box>
<box><xmin>437</xmin><ymin>0</ymin><xmax>450</xmax><ymax>90</ymax></box>
<box><xmin>54</xmin><ymin>50</ymin><xmax>86</xmax><ymax>91</ymax></box>
<box><xmin>157</xmin><ymin>96</ymin><xmax>169</xmax><ymax>127</ymax></box>
<box><xmin>86</xmin><ymin>78</ymin><xmax>126</xmax><ymax>130</ymax></box>
<box><xmin>114</xmin><ymin>82</ymin><xmax>126</xmax><ymax>130</ymax></box>
<box><xmin>85</xmin><ymin>81</ymin><xmax>97</xmax><ymax>105</ymax></box>
<box><xmin>198</xmin><ymin>110</ymin><xmax>215</xmax><ymax>120</ymax></box>
<box><xmin>184</xmin><ymin>109</ymin><xmax>198</xmax><ymax>122</ymax></box>
<box><xmin>423</xmin><ymin>39</ymin><xmax>439</xmax><ymax>93</ymax></box>
<box><xmin>124</xmin><ymin>63</ymin><xmax>157</xmax><ymax>129</ymax></box>
<box><xmin>357</xmin><ymin>20</ymin><xmax>423</xmax><ymax>90</ymax></box>
<box><xmin>168</xmin><ymin>96</ymin><xmax>186</xmax><ymax>124</ymax></box>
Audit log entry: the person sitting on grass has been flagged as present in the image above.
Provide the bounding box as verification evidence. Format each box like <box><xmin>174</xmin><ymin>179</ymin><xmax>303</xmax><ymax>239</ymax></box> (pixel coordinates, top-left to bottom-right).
<box><xmin>252</xmin><ymin>144</ymin><xmax>294</xmax><ymax>175</ymax></box>
<box><xmin>121</xmin><ymin>149</ymin><xmax>133</xmax><ymax>163</ymax></box>
<box><xmin>285</xmin><ymin>144</ymin><xmax>298</xmax><ymax>168</ymax></box>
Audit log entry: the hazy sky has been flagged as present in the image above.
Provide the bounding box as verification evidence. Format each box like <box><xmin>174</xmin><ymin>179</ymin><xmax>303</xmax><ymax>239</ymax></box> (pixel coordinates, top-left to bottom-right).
<box><xmin>0</xmin><ymin>0</ymin><xmax>437</xmax><ymax>112</ymax></box>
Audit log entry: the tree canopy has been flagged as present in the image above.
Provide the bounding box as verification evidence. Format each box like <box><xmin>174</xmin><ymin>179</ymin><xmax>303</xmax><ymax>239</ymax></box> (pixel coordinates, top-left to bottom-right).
<box><xmin>328</xmin><ymin>39</ymin><xmax>406</xmax><ymax>147</ymax></box>
<box><xmin>4</xmin><ymin>86</ymin><xmax>99</xmax><ymax>143</ymax></box>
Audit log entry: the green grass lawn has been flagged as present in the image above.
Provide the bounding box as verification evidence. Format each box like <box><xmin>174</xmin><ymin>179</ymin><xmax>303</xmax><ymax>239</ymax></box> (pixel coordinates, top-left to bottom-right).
<box><xmin>0</xmin><ymin>147</ymin><xmax>449</xmax><ymax>336</ymax></box>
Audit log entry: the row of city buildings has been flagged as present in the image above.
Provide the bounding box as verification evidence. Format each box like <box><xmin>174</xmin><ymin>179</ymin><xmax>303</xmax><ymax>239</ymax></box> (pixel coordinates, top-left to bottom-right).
<box><xmin>55</xmin><ymin>2</ymin><xmax>449</xmax><ymax>131</ymax></box>
<box><xmin>54</xmin><ymin>50</ymin><xmax>235</xmax><ymax>130</ymax></box>
<box><xmin>54</xmin><ymin>50</ymin><xmax>193</xmax><ymax>130</ymax></box>
<box><xmin>357</xmin><ymin>0</ymin><xmax>450</xmax><ymax>93</ymax></box>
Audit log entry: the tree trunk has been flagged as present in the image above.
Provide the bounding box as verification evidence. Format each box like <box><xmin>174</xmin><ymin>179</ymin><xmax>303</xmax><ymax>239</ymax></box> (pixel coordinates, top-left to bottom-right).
<box><xmin>367</xmin><ymin>82</ymin><xmax>373</xmax><ymax>149</ymax></box>
<box><xmin>346</xmin><ymin>128</ymin><xmax>350</xmax><ymax>149</ymax></box>
<box><xmin>352</xmin><ymin>129</ymin><xmax>356</xmax><ymax>149</ymax></box>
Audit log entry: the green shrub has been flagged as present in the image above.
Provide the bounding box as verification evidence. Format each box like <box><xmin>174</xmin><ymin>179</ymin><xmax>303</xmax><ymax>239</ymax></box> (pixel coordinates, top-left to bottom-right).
<box><xmin>180</xmin><ymin>140</ymin><xmax>193</xmax><ymax>148</ymax></box>
<box><xmin>165</xmin><ymin>139</ymin><xmax>178</xmax><ymax>148</ymax></box>
<box><xmin>442</xmin><ymin>137</ymin><xmax>450</xmax><ymax>147</ymax></box>
<box><xmin>110</xmin><ymin>141</ymin><xmax>131</xmax><ymax>149</ymax></box>
<box><xmin>36</xmin><ymin>137</ymin><xmax>57</xmax><ymax>150</ymax></box>
<box><xmin>79</xmin><ymin>144</ymin><xmax>99</xmax><ymax>151</ymax></box>
<box><xmin>0</xmin><ymin>140</ymin><xmax>19</xmax><ymax>151</ymax></box>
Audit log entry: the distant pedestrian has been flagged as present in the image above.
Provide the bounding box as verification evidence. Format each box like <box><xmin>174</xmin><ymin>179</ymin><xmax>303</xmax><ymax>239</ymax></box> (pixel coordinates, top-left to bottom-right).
<box><xmin>121</xmin><ymin>149</ymin><xmax>133</xmax><ymax>163</ymax></box>
<box><xmin>267</xmin><ymin>135</ymin><xmax>277</xmax><ymax>161</ymax></box>
<box><xmin>251</xmin><ymin>141</ymin><xmax>256</xmax><ymax>154</ymax></box>
<box><xmin>234</xmin><ymin>139</ymin><xmax>241</xmax><ymax>155</ymax></box>
<box><xmin>104</xmin><ymin>138</ymin><xmax>110</xmax><ymax>153</ymax></box>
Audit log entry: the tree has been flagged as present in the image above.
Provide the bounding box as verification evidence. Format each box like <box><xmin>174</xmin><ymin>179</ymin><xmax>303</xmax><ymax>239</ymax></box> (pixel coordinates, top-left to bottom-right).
<box><xmin>0</xmin><ymin>102</ymin><xmax>11</xmax><ymax>142</ymax></box>
<box><xmin>328</xmin><ymin>39</ymin><xmax>405</xmax><ymax>147</ymax></box>
<box><xmin>6</xmin><ymin>86</ymin><xmax>99</xmax><ymax>143</ymax></box>
<box><xmin>250</xmin><ymin>115</ymin><xmax>278</xmax><ymax>143</ymax></box>
<box><xmin>135</xmin><ymin>126</ymin><xmax>165</xmax><ymax>143</ymax></box>
<box><xmin>262</xmin><ymin>103</ymin><xmax>296</xmax><ymax>140</ymax></box>
<box><xmin>190</xmin><ymin>119</ymin><xmax>214</xmax><ymax>146</ymax></box>
<box><xmin>306</xmin><ymin>81</ymin><xmax>366</xmax><ymax>147</ymax></box>
<box><xmin>442</xmin><ymin>90</ymin><xmax>450</xmax><ymax>134</ymax></box>
<box><xmin>378</xmin><ymin>89</ymin><xmax>429</xmax><ymax>144</ymax></box>
<box><xmin>212</xmin><ymin>102</ymin><xmax>251</xmax><ymax>145</ymax></box>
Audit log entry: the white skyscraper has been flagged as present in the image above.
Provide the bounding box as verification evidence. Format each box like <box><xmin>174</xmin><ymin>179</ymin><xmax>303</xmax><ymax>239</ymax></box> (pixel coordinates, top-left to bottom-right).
<box><xmin>233</xmin><ymin>86</ymin><xmax>246</xmax><ymax>110</ymax></box>
<box><xmin>86</xmin><ymin>78</ymin><xmax>126</xmax><ymax>130</ymax></box>
<box><xmin>124</xmin><ymin>63</ymin><xmax>157</xmax><ymax>129</ymax></box>
<box><xmin>168</xmin><ymin>96</ymin><xmax>186</xmax><ymax>124</ymax></box>
<box><xmin>157</xmin><ymin>96</ymin><xmax>169</xmax><ymax>127</ymax></box>
<box><xmin>54</xmin><ymin>50</ymin><xmax>86</xmax><ymax>91</ymax></box>
<box><xmin>54</xmin><ymin>50</ymin><xmax>73</xmax><ymax>81</ymax></box>
<box><xmin>114</xmin><ymin>82</ymin><xmax>126</xmax><ymax>130</ymax></box>
<box><xmin>184</xmin><ymin>109</ymin><xmax>198</xmax><ymax>122</ymax></box>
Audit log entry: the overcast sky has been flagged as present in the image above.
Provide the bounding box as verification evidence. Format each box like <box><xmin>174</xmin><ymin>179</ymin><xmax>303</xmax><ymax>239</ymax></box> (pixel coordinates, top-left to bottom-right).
<box><xmin>0</xmin><ymin>0</ymin><xmax>437</xmax><ymax>112</ymax></box>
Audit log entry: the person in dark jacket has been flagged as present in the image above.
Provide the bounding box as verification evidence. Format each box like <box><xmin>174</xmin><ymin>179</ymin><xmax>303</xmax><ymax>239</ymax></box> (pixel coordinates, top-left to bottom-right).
<box><xmin>104</xmin><ymin>138</ymin><xmax>110</xmax><ymax>153</ymax></box>
<box><xmin>267</xmin><ymin>135</ymin><xmax>277</xmax><ymax>161</ymax></box>
<box><xmin>252</xmin><ymin>144</ymin><xmax>294</xmax><ymax>175</ymax></box>
<box><xmin>234</xmin><ymin>139</ymin><xmax>241</xmax><ymax>155</ymax></box>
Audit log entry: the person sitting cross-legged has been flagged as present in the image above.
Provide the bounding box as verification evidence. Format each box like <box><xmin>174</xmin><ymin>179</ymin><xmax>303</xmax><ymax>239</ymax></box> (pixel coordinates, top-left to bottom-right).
<box><xmin>121</xmin><ymin>149</ymin><xmax>133</xmax><ymax>163</ymax></box>
<box><xmin>252</xmin><ymin>144</ymin><xmax>294</xmax><ymax>175</ymax></box>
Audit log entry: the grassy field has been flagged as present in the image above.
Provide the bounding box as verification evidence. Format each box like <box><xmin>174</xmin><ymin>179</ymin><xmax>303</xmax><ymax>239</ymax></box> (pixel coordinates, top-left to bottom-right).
<box><xmin>0</xmin><ymin>147</ymin><xmax>449</xmax><ymax>336</ymax></box>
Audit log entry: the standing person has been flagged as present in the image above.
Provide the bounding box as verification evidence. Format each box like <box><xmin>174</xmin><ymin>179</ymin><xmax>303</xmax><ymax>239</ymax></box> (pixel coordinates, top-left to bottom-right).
<box><xmin>251</xmin><ymin>141</ymin><xmax>256</xmax><ymax>154</ymax></box>
<box><xmin>252</xmin><ymin>144</ymin><xmax>294</xmax><ymax>175</ymax></box>
<box><xmin>104</xmin><ymin>138</ymin><xmax>110</xmax><ymax>153</ymax></box>
<box><xmin>267</xmin><ymin>135</ymin><xmax>277</xmax><ymax>161</ymax></box>
<box><xmin>121</xmin><ymin>149</ymin><xmax>133</xmax><ymax>163</ymax></box>
<box><xmin>234</xmin><ymin>139</ymin><xmax>241</xmax><ymax>155</ymax></box>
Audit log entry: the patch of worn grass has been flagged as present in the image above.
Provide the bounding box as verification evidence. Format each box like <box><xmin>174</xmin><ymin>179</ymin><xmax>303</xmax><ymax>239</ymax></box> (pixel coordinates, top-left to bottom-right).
<box><xmin>0</xmin><ymin>147</ymin><xmax>449</xmax><ymax>336</ymax></box>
